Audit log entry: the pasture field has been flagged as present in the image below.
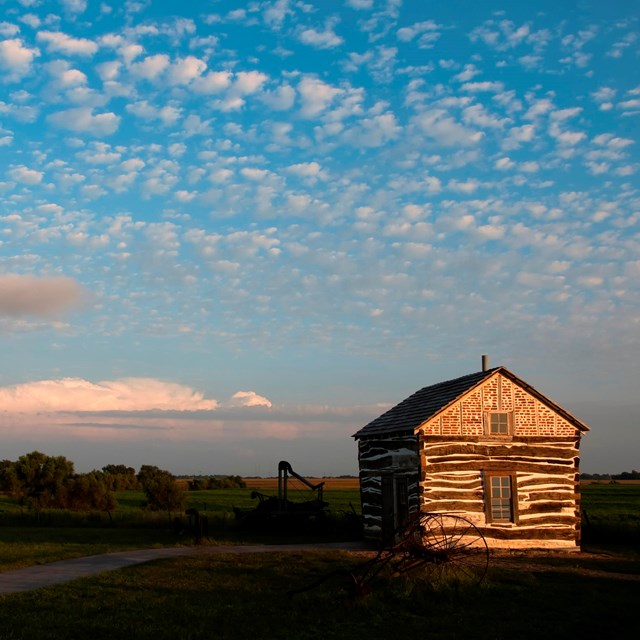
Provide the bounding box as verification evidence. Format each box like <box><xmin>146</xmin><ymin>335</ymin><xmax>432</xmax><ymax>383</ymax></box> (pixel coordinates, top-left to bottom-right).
<box><xmin>0</xmin><ymin>481</ymin><xmax>638</xmax><ymax>638</ymax></box>
<box><xmin>580</xmin><ymin>482</ymin><xmax>640</xmax><ymax>546</ymax></box>
<box><xmin>0</xmin><ymin>549</ymin><xmax>638</xmax><ymax>639</ymax></box>
<box><xmin>0</xmin><ymin>480</ymin><xmax>637</xmax><ymax>573</ymax></box>
<box><xmin>243</xmin><ymin>476</ymin><xmax>360</xmax><ymax>491</ymax></box>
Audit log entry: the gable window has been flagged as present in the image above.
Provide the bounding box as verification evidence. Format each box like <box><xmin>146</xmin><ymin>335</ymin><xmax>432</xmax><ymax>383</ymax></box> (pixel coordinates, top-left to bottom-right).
<box><xmin>489</xmin><ymin>412</ymin><xmax>511</xmax><ymax>435</ymax></box>
<box><xmin>484</xmin><ymin>472</ymin><xmax>518</xmax><ymax>524</ymax></box>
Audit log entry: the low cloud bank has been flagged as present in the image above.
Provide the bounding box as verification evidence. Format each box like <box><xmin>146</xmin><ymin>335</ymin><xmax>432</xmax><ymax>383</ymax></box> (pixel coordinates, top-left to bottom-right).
<box><xmin>0</xmin><ymin>377</ymin><xmax>225</xmax><ymax>412</ymax></box>
<box><xmin>0</xmin><ymin>274</ymin><xmax>85</xmax><ymax>317</ymax></box>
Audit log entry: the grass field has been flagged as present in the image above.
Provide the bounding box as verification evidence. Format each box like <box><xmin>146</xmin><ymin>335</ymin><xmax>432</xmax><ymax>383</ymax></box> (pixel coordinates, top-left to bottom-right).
<box><xmin>580</xmin><ymin>482</ymin><xmax>640</xmax><ymax>546</ymax></box>
<box><xmin>0</xmin><ymin>480</ymin><xmax>637</xmax><ymax>572</ymax></box>
<box><xmin>0</xmin><ymin>482</ymin><xmax>638</xmax><ymax>638</ymax></box>
<box><xmin>0</xmin><ymin>549</ymin><xmax>638</xmax><ymax>639</ymax></box>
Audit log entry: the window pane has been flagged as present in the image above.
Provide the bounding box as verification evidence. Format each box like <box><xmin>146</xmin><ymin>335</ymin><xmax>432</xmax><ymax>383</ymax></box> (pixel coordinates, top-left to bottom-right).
<box><xmin>490</xmin><ymin>413</ymin><xmax>509</xmax><ymax>434</ymax></box>
<box><xmin>490</xmin><ymin>476</ymin><xmax>512</xmax><ymax>522</ymax></box>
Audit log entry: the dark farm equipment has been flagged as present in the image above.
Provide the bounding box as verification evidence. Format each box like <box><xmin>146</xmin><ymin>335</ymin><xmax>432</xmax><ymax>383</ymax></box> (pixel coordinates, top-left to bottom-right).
<box><xmin>234</xmin><ymin>460</ymin><xmax>329</xmax><ymax>531</ymax></box>
<box><xmin>290</xmin><ymin>512</ymin><xmax>489</xmax><ymax>597</ymax></box>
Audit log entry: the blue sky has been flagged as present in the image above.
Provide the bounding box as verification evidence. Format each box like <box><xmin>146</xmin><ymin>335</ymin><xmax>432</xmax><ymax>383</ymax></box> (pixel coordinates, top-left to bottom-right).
<box><xmin>0</xmin><ymin>0</ymin><xmax>637</xmax><ymax>476</ymax></box>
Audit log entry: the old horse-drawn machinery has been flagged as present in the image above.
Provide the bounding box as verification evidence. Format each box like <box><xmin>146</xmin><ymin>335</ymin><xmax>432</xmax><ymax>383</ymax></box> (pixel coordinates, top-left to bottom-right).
<box><xmin>290</xmin><ymin>511</ymin><xmax>489</xmax><ymax>597</ymax></box>
<box><xmin>234</xmin><ymin>460</ymin><xmax>329</xmax><ymax>530</ymax></box>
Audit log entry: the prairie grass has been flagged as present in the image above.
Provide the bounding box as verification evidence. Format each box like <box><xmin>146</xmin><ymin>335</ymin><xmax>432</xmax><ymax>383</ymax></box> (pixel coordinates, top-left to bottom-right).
<box><xmin>581</xmin><ymin>483</ymin><xmax>640</xmax><ymax>545</ymax></box>
<box><xmin>0</xmin><ymin>550</ymin><xmax>638</xmax><ymax>639</ymax></box>
<box><xmin>0</xmin><ymin>482</ymin><xmax>636</xmax><ymax>575</ymax></box>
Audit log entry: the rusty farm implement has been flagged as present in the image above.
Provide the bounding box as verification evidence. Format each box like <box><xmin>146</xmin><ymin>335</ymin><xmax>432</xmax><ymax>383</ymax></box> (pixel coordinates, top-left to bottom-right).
<box><xmin>290</xmin><ymin>512</ymin><xmax>489</xmax><ymax>597</ymax></box>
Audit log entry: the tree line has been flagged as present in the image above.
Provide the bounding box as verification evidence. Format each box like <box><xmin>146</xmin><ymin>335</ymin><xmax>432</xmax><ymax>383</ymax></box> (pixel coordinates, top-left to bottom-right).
<box><xmin>580</xmin><ymin>470</ymin><xmax>640</xmax><ymax>480</ymax></box>
<box><xmin>0</xmin><ymin>451</ymin><xmax>245</xmax><ymax>517</ymax></box>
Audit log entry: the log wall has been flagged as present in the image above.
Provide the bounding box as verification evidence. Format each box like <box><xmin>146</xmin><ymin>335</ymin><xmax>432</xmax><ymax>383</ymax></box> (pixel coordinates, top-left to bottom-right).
<box><xmin>357</xmin><ymin>373</ymin><xmax>584</xmax><ymax>550</ymax></box>
<box><xmin>417</xmin><ymin>373</ymin><xmax>583</xmax><ymax>549</ymax></box>
<box><xmin>419</xmin><ymin>436</ymin><xmax>581</xmax><ymax>549</ymax></box>
<box><xmin>357</xmin><ymin>435</ymin><xmax>420</xmax><ymax>541</ymax></box>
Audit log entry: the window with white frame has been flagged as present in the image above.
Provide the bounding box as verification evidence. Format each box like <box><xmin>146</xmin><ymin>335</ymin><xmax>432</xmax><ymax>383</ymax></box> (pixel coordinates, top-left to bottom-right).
<box><xmin>485</xmin><ymin>472</ymin><xmax>518</xmax><ymax>524</ymax></box>
<box><xmin>490</xmin><ymin>476</ymin><xmax>512</xmax><ymax>521</ymax></box>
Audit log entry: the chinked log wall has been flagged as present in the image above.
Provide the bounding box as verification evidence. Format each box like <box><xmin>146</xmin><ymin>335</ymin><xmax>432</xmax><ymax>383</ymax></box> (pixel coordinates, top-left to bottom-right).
<box><xmin>357</xmin><ymin>374</ymin><xmax>584</xmax><ymax>548</ymax></box>
<box><xmin>417</xmin><ymin>374</ymin><xmax>583</xmax><ymax>549</ymax></box>
<box><xmin>419</xmin><ymin>436</ymin><xmax>581</xmax><ymax>548</ymax></box>
<box><xmin>358</xmin><ymin>435</ymin><xmax>420</xmax><ymax>540</ymax></box>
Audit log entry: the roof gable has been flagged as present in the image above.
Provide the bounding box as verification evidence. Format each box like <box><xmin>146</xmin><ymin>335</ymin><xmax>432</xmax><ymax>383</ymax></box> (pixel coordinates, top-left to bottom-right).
<box><xmin>353</xmin><ymin>368</ymin><xmax>499</xmax><ymax>439</ymax></box>
<box><xmin>353</xmin><ymin>366</ymin><xmax>589</xmax><ymax>439</ymax></box>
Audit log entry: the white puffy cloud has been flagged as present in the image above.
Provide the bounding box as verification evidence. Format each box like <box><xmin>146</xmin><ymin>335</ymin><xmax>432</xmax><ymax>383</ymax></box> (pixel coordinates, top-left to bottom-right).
<box><xmin>226</xmin><ymin>391</ymin><xmax>273</xmax><ymax>408</ymax></box>
<box><xmin>129</xmin><ymin>54</ymin><xmax>170</xmax><ymax>80</ymax></box>
<box><xmin>167</xmin><ymin>55</ymin><xmax>206</xmax><ymax>85</ymax></box>
<box><xmin>342</xmin><ymin>112</ymin><xmax>401</xmax><ymax>147</ymax></box>
<box><xmin>192</xmin><ymin>70</ymin><xmax>231</xmax><ymax>94</ymax></box>
<box><xmin>0</xmin><ymin>23</ymin><xmax>20</xmax><ymax>38</ymax></box>
<box><xmin>260</xmin><ymin>83</ymin><xmax>295</xmax><ymax>110</ymax></box>
<box><xmin>47</xmin><ymin>106</ymin><xmax>120</xmax><ymax>135</ymax></box>
<box><xmin>231</xmin><ymin>70</ymin><xmax>268</xmax><ymax>95</ymax></box>
<box><xmin>286</xmin><ymin>162</ymin><xmax>322</xmax><ymax>177</ymax></box>
<box><xmin>126</xmin><ymin>100</ymin><xmax>182</xmax><ymax>125</ymax></box>
<box><xmin>8</xmin><ymin>165</ymin><xmax>43</xmax><ymax>184</ymax></box>
<box><xmin>413</xmin><ymin>109</ymin><xmax>483</xmax><ymax>146</ymax></box>
<box><xmin>462</xmin><ymin>81</ymin><xmax>505</xmax><ymax>93</ymax></box>
<box><xmin>297</xmin><ymin>76</ymin><xmax>341</xmax><ymax>118</ymax></box>
<box><xmin>36</xmin><ymin>31</ymin><xmax>98</xmax><ymax>56</ymax></box>
<box><xmin>0</xmin><ymin>274</ymin><xmax>85</xmax><ymax>317</ymax></box>
<box><xmin>502</xmin><ymin>123</ymin><xmax>535</xmax><ymax>149</ymax></box>
<box><xmin>44</xmin><ymin>59</ymin><xmax>87</xmax><ymax>87</ymax></box>
<box><xmin>0</xmin><ymin>38</ymin><xmax>39</xmax><ymax>82</ymax></box>
<box><xmin>397</xmin><ymin>20</ymin><xmax>439</xmax><ymax>42</ymax></box>
<box><xmin>0</xmin><ymin>378</ymin><xmax>218</xmax><ymax>412</ymax></box>
<box><xmin>298</xmin><ymin>21</ymin><xmax>343</xmax><ymax>49</ymax></box>
<box><xmin>61</xmin><ymin>0</ymin><xmax>87</xmax><ymax>13</ymax></box>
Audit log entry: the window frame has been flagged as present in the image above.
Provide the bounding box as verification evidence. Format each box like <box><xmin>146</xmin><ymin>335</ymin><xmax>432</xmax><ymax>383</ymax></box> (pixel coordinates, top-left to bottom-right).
<box><xmin>485</xmin><ymin>411</ymin><xmax>514</xmax><ymax>437</ymax></box>
<box><xmin>483</xmin><ymin>470</ymin><xmax>519</xmax><ymax>525</ymax></box>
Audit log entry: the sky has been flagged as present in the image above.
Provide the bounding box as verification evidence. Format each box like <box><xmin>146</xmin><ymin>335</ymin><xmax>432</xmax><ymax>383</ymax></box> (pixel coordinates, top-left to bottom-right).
<box><xmin>0</xmin><ymin>0</ymin><xmax>638</xmax><ymax>477</ymax></box>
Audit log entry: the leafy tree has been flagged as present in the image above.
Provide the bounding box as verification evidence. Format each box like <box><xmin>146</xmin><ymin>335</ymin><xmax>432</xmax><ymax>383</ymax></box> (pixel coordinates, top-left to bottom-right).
<box><xmin>1</xmin><ymin>452</ymin><xmax>118</xmax><ymax>515</ymax></box>
<box><xmin>0</xmin><ymin>459</ymin><xmax>19</xmax><ymax>494</ymax></box>
<box><xmin>102</xmin><ymin>464</ymin><xmax>139</xmax><ymax>490</ymax></box>
<box><xmin>138</xmin><ymin>465</ymin><xmax>186</xmax><ymax>519</ymax></box>
<box><xmin>13</xmin><ymin>451</ymin><xmax>74</xmax><ymax>509</ymax></box>
<box><xmin>64</xmin><ymin>472</ymin><xmax>117</xmax><ymax>514</ymax></box>
<box><xmin>187</xmin><ymin>475</ymin><xmax>246</xmax><ymax>490</ymax></box>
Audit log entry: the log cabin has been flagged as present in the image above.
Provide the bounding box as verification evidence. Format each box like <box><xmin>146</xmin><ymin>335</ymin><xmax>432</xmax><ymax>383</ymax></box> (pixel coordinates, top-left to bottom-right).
<box><xmin>353</xmin><ymin>359</ymin><xmax>589</xmax><ymax>550</ymax></box>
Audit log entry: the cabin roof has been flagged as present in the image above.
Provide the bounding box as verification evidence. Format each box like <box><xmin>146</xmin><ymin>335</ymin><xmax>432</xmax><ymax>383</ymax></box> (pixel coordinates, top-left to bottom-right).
<box><xmin>352</xmin><ymin>366</ymin><xmax>589</xmax><ymax>439</ymax></box>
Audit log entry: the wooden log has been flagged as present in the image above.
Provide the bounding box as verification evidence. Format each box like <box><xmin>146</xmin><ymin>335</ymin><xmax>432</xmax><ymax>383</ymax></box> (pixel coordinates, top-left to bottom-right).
<box><xmin>419</xmin><ymin>435</ymin><xmax>581</xmax><ymax>445</ymax></box>
<box><xmin>420</xmin><ymin>500</ymin><xmax>486</xmax><ymax>513</ymax></box>
<box><xmin>421</xmin><ymin>443</ymin><xmax>578</xmax><ymax>460</ymax></box>
<box><xmin>479</xmin><ymin>527</ymin><xmax>577</xmax><ymax>541</ymax></box>
<box><xmin>424</xmin><ymin>460</ymin><xmax>575</xmax><ymax>474</ymax></box>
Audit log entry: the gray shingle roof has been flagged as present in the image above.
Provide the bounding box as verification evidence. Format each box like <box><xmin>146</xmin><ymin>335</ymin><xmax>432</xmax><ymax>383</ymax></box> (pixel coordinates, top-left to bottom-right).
<box><xmin>353</xmin><ymin>366</ymin><xmax>589</xmax><ymax>439</ymax></box>
<box><xmin>353</xmin><ymin>368</ymin><xmax>499</xmax><ymax>439</ymax></box>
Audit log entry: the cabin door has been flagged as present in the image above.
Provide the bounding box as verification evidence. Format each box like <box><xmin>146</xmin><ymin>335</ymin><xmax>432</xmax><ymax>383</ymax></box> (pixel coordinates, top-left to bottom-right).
<box><xmin>381</xmin><ymin>474</ymin><xmax>410</xmax><ymax>543</ymax></box>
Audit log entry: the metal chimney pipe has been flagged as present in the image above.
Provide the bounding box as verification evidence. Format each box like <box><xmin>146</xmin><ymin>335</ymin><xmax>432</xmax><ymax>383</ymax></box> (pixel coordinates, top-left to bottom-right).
<box><xmin>482</xmin><ymin>354</ymin><xmax>489</xmax><ymax>371</ymax></box>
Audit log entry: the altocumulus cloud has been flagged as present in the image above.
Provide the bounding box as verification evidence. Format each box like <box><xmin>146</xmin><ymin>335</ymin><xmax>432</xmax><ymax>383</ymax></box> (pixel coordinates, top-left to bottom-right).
<box><xmin>0</xmin><ymin>274</ymin><xmax>86</xmax><ymax>317</ymax></box>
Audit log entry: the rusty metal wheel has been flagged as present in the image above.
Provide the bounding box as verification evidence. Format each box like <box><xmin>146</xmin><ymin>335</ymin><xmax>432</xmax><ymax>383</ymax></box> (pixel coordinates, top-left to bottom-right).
<box><xmin>402</xmin><ymin>513</ymin><xmax>489</xmax><ymax>586</ymax></box>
